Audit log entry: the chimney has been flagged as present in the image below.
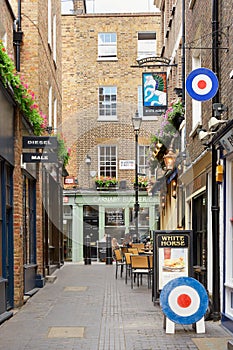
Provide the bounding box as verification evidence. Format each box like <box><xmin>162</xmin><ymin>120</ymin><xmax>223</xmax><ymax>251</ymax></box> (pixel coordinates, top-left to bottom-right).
<box><xmin>73</xmin><ymin>0</ymin><xmax>86</xmax><ymax>14</ymax></box>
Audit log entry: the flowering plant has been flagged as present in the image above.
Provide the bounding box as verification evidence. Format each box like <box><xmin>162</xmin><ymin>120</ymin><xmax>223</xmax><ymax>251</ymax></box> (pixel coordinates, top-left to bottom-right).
<box><xmin>95</xmin><ymin>176</ymin><xmax>118</xmax><ymax>187</ymax></box>
<box><xmin>151</xmin><ymin>115</ymin><xmax>177</xmax><ymax>148</ymax></box>
<box><xmin>134</xmin><ymin>176</ymin><xmax>149</xmax><ymax>188</ymax></box>
<box><xmin>0</xmin><ymin>40</ymin><xmax>47</xmax><ymax>135</ymax></box>
<box><xmin>166</xmin><ymin>99</ymin><xmax>185</xmax><ymax>129</ymax></box>
<box><xmin>148</xmin><ymin>100</ymin><xmax>183</xmax><ymax>170</ymax></box>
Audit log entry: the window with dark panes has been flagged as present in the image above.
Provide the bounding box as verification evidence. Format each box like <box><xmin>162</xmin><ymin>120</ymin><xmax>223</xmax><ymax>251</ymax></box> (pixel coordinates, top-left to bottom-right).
<box><xmin>99</xmin><ymin>86</ymin><xmax>117</xmax><ymax>117</ymax></box>
<box><xmin>99</xmin><ymin>146</ymin><xmax>117</xmax><ymax>178</ymax></box>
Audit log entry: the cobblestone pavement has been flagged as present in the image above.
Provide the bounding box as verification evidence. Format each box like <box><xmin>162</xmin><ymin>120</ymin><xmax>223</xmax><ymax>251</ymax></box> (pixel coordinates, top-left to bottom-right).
<box><xmin>0</xmin><ymin>262</ymin><xmax>231</xmax><ymax>350</ymax></box>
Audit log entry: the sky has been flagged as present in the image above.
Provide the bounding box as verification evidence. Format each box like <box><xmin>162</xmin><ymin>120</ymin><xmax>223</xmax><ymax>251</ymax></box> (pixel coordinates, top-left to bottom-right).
<box><xmin>61</xmin><ymin>0</ymin><xmax>159</xmax><ymax>15</ymax></box>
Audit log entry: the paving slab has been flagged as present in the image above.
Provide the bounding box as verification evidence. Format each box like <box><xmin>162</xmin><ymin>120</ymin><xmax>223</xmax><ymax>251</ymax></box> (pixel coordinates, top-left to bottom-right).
<box><xmin>0</xmin><ymin>262</ymin><xmax>232</xmax><ymax>350</ymax></box>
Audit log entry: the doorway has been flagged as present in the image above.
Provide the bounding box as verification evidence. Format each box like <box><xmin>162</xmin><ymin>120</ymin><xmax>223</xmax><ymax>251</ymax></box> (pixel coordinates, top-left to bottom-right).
<box><xmin>83</xmin><ymin>206</ymin><xmax>99</xmax><ymax>260</ymax></box>
<box><xmin>192</xmin><ymin>192</ymin><xmax>207</xmax><ymax>288</ymax></box>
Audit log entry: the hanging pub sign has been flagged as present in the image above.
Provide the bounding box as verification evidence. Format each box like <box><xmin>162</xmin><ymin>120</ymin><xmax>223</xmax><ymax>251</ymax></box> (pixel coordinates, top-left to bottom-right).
<box><xmin>22</xmin><ymin>136</ymin><xmax>58</xmax><ymax>149</ymax></box>
<box><xmin>152</xmin><ymin>230</ymin><xmax>192</xmax><ymax>301</ymax></box>
<box><xmin>22</xmin><ymin>152</ymin><xmax>58</xmax><ymax>163</ymax></box>
<box><xmin>219</xmin><ymin>128</ymin><xmax>233</xmax><ymax>155</ymax></box>
<box><xmin>142</xmin><ymin>72</ymin><xmax>167</xmax><ymax>116</ymax></box>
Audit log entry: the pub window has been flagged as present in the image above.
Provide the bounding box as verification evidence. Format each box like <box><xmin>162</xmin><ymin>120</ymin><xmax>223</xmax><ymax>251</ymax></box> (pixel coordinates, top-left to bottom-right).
<box><xmin>53</xmin><ymin>14</ymin><xmax>57</xmax><ymax>63</ymax></box>
<box><xmin>98</xmin><ymin>32</ymin><xmax>117</xmax><ymax>60</ymax></box>
<box><xmin>98</xmin><ymin>86</ymin><xmax>117</xmax><ymax>119</ymax></box>
<box><xmin>48</xmin><ymin>0</ymin><xmax>52</xmax><ymax>46</ymax></box>
<box><xmin>105</xmin><ymin>208</ymin><xmax>125</xmax><ymax>226</ymax></box>
<box><xmin>137</xmin><ymin>32</ymin><xmax>156</xmax><ymax>59</ymax></box>
<box><xmin>130</xmin><ymin>207</ymin><xmax>149</xmax><ymax>227</ymax></box>
<box><xmin>98</xmin><ymin>145</ymin><xmax>117</xmax><ymax>178</ymax></box>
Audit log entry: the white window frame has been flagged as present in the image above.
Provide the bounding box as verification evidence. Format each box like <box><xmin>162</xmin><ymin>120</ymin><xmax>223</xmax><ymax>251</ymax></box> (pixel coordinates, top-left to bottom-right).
<box><xmin>137</xmin><ymin>32</ymin><xmax>156</xmax><ymax>60</ymax></box>
<box><xmin>192</xmin><ymin>56</ymin><xmax>202</xmax><ymax>130</ymax></box>
<box><xmin>53</xmin><ymin>98</ymin><xmax>57</xmax><ymax>133</ymax></box>
<box><xmin>98</xmin><ymin>86</ymin><xmax>117</xmax><ymax>121</ymax></box>
<box><xmin>53</xmin><ymin>14</ymin><xmax>57</xmax><ymax>63</ymax></box>
<box><xmin>48</xmin><ymin>0</ymin><xmax>52</xmax><ymax>47</ymax></box>
<box><xmin>98</xmin><ymin>145</ymin><xmax>117</xmax><ymax>178</ymax></box>
<box><xmin>139</xmin><ymin>145</ymin><xmax>155</xmax><ymax>177</ymax></box>
<box><xmin>98</xmin><ymin>33</ymin><xmax>117</xmax><ymax>61</ymax></box>
<box><xmin>48</xmin><ymin>86</ymin><xmax>52</xmax><ymax>127</ymax></box>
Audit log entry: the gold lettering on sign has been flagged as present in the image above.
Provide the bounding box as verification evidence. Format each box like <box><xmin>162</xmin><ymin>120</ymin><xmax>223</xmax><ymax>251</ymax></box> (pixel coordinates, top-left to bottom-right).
<box><xmin>160</xmin><ymin>235</ymin><xmax>186</xmax><ymax>247</ymax></box>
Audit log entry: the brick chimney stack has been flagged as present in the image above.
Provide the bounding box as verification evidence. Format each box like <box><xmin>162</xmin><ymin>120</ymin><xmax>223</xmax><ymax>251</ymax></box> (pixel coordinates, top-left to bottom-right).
<box><xmin>73</xmin><ymin>0</ymin><xmax>86</xmax><ymax>14</ymax></box>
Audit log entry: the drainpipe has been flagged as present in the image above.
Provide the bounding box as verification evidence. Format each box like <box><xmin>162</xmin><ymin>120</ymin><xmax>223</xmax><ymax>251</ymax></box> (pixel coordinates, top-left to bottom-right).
<box><xmin>211</xmin><ymin>0</ymin><xmax>221</xmax><ymax>321</ymax></box>
<box><xmin>13</xmin><ymin>0</ymin><xmax>23</xmax><ymax>72</ymax></box>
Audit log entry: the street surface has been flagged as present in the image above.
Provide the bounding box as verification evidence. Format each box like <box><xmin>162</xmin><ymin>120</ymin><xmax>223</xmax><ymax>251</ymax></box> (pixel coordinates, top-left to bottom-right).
<box><xmin>0</xmin><ymin>262</ymin><xmax>231</xmax><ymax>350</ymax></box>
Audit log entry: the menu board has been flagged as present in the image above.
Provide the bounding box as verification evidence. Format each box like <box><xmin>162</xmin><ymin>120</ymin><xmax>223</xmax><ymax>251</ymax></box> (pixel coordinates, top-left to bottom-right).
<box><xmin>153</xmin><ymin>230</ymin><xmax>192</xmax><ymax>300</ymax></box>
<box><xmin>105</xmin><ymin>208</ymin><xmax>125</xmax><ymax>226</ymax></box>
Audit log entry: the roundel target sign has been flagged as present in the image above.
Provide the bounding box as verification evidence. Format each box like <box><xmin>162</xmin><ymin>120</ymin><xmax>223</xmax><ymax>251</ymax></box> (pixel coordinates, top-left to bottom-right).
<box><xmin>160</xmin><ymin>277</ymin><xmax>208</xmax><ymax>325</ymax></box>
<box><xmin>186</xmin><ymin>68</ymin><xmax>219</xmax><ymax>101</ymax></box>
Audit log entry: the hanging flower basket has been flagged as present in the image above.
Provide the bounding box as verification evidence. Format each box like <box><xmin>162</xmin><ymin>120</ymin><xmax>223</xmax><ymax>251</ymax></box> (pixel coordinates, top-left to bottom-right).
<box><xmin>148</xmin><ymin>100</ymin><xmax>184</xmax><ymax>171</ymax></box>
<box><xmin>167</xmin><ymin>99</ymin><xmax>185</xmax><ymax>130</ymax></box>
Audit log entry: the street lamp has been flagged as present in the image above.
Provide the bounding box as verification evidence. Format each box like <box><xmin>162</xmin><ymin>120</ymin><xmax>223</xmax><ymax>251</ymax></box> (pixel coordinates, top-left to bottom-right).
<box><xmin>163</xmin><ymin>135</ymin><xmax>178</xmax><ymax>172</ymax></box>
<box><xmin>132</xmin><ymin>111</ymin><xmax>142</xmax><ymax>243</ymax></box>
<box><xmin>85</xmin><ymin>155</ymin><xmax>91</xmax><ymax>187</ymax></box>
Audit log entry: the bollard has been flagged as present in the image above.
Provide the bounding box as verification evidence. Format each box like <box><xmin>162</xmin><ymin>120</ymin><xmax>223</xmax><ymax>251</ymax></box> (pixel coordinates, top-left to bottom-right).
<box><xmin>84</xmin><ymin>235</ymin><xmax>91</xmax><ymax>265</ymax></box>
<box><xmin>105</xmin><ymin>234</ymin><xmax>113</xmax><ymax>265</ymax></box>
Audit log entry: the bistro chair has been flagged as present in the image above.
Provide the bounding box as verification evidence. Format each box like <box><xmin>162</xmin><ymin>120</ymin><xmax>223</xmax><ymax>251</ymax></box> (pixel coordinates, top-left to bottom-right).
<box><xmin>131</xmin><ymin>243</ymin><xmax>145</xmax><ymax>252</ymax></box>
<box><xmin>121</xmin><ymin>246</ymin><xmax>128</xmax><ymax>256</ymax></box>
<box><xmin>124</xmin><ymin>252</ymin><xmax>132</xmax><ymax>284</ymax></box>
<box><xmin>130</xmin><ymin>255</ymin><xmax>152</xmax><ymax>289</ymax></box>
<box><xmin>114</xmin><ymin>249</ymin><xmax>125</xmax><ymax>279</ymax></box>
<box><xmin>127</xmin><ymin>248</ymin><xmax>139</xmax><ymax>255</ymax></box>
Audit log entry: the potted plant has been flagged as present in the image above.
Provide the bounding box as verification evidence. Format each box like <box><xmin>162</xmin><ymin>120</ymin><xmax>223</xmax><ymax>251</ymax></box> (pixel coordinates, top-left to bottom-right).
<box><xmin>137</xmin><ymin>176</ymin><xmax>149</xmax><ymax>190</ymax></box>
<box><xmin>167</xmin><ymin>99</ymin><xmax>185</xmax><ymax>130</ymax></box>
<box><xmin>95</xmin><ymin>176</ymin><xmax>118</xmax><ymax>190</ymax></box>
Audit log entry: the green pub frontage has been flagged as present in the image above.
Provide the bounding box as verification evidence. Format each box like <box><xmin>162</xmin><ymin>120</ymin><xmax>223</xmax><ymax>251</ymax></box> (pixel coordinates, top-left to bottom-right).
<box><xmin>63</xmin><ymin>189</ymin><xmax>160</xmax><ymax>262</ymax></box>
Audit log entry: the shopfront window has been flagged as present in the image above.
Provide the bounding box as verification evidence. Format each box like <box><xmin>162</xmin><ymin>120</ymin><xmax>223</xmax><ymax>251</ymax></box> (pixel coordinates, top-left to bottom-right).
<box><xmin>98</xmin><ymin>145</ymin><xmax>117</xmax><ymax>178</ymax></box>
<box><xmin>105</xmin><ymin>208</ymin><xmax>125</xmax><ymax>226</ymax></box>
<box><xmin>104</xmin><ymin>208</ymin><xmax>125</xmax><ymax>243</ymax></box>
<box><xmin>130</xmin><ymin>206</ymin><xmax>150</xmax><ymax>239</ymax></box>
<box><xmin>23</xmin><ymin>176</ymin><xmax>36</xmax><ymax>264</ymax></box>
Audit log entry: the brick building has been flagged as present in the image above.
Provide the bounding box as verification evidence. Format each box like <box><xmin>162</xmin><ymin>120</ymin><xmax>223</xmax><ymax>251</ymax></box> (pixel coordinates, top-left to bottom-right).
<box><xmin>0</xmin><ymin>0</ymin><xmax>63</xmax><ymax>323</ymax></box>
<box><xmin>155</xmin><ymin>0</ymin><xmax>233</xmax><ymax>330</ymax></box>
<box><xmin>61</xmin><ymin>0</ymin><xmax>162</xmax><ymax>261</ymax></box>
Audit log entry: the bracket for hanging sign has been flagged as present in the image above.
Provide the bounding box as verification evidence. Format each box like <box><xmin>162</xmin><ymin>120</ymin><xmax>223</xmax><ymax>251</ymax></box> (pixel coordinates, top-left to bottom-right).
<box><xmin>131</xmin><ymin>56</ymin><xmax>177</xmax><ymax>68</ymax></box>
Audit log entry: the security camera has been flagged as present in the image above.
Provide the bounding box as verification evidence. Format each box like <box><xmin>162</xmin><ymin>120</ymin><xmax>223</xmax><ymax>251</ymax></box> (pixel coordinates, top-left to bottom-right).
<box><xmin>198</xmin><ymin>130</ymin><xmax>210</xmax><ymax>141</ymax></box>
<box><xmin>230</xmin><ymin>70</ymin><xmax>233</xmax><ymax>79</ymax></box>
<box><xmin>208</xmin><ymin>116</ymin><xmax>227</xmax><ymax>130</ymax></box>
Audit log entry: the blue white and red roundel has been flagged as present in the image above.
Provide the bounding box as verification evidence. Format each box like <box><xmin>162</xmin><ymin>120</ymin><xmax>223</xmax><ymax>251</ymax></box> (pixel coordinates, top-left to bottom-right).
<box><xmin>186</xmin><ymin>68</ymin><xmax>219</xmax><ymax>101</ymax></box>
<box><xmin>160</xmin><ymin>277</ymin><xmax>208</xmax><ymax>325</ymax></box>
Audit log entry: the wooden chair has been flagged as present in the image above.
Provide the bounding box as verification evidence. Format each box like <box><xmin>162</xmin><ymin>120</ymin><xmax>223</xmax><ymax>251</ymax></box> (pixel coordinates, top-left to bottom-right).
<box><xmin>121</xmin><ymin>246</ymin><xmax>128</xmax><ymax>256</ymax></box>
<box><xmin>127</xmin><ymin>248</ymin><xmax>138</xmax><ymax>255</ymax></box>
<box><xmin>124</xmin><ymin>252</ymin><xmax>132</xmax><ymax>284</ymax></box>
<box><xmin>114</xmin><ymin>249</ymin><xmax>125</xmax><ymax>279</ymax></box>
<box><xmin>131</xmin><ymin>243</ymin><xmax>144</xmax><ymax>251</ymax></box>
<box><xmin>130</xmin><ymin>255</ymin><xmax>152</xmax><ymax>289</ymax></box>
